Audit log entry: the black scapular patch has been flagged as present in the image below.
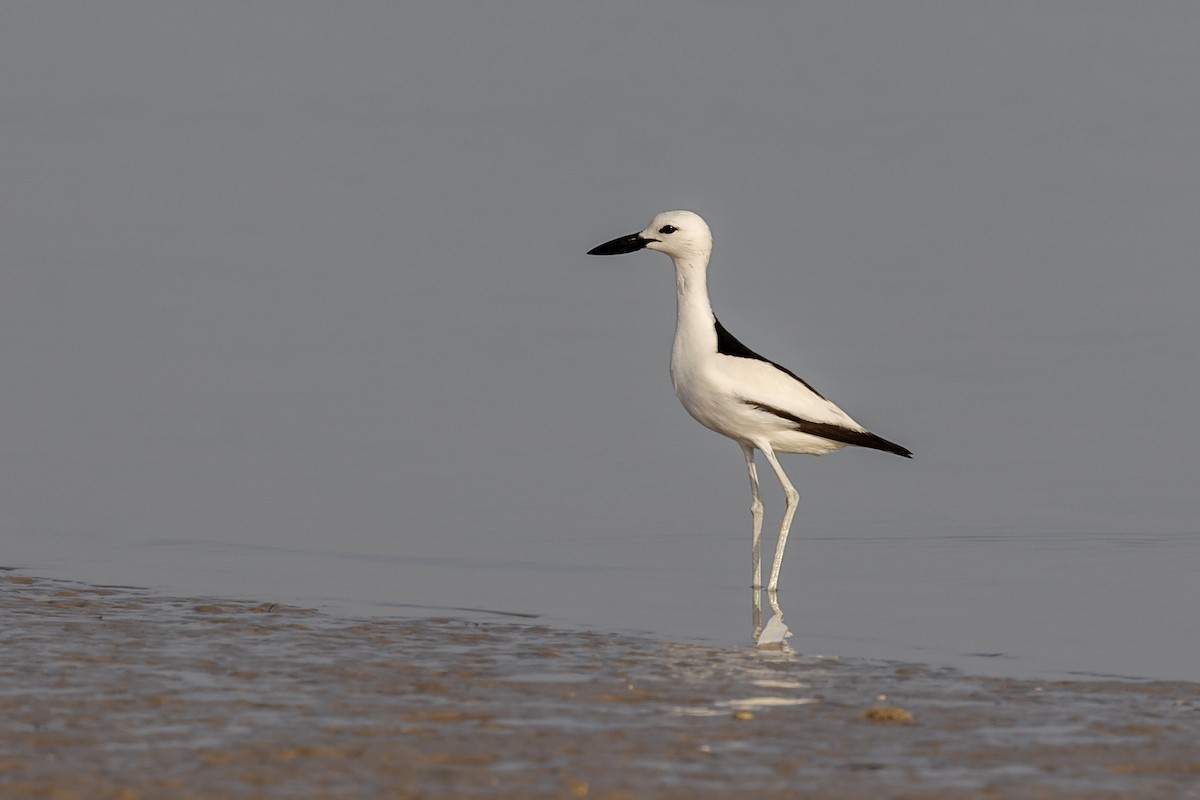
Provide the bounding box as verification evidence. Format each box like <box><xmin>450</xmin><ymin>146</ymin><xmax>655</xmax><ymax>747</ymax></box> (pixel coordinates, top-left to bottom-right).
<box><xmin>713</xmin><ymin>315</ymin><xmax>826</xmax><ymax>399</ymax></box>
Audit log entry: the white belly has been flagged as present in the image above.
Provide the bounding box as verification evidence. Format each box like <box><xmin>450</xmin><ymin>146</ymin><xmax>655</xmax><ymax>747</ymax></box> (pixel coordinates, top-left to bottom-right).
<box><xmin>670</xmin><ymin>359</ymin><xmax>847</xmax><ymax>456</ymax></box>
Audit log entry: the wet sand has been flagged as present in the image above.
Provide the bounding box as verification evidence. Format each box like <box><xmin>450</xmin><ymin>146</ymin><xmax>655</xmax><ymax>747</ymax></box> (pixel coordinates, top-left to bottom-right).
<box><xmin>2</xmin><ymin>571</ymin><xmax>1198</xmax><ymax>799</ymax></box>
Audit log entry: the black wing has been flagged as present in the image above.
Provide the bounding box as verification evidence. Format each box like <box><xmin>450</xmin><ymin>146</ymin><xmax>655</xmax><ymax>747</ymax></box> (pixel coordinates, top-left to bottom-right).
<box><xmin>744</xmin><ymin>400</ymin><xmax>913</xmax><ymax>458</ymax></box>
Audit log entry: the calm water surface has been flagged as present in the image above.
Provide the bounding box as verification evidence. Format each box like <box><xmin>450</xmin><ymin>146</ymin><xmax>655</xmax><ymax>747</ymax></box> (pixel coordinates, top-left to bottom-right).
<box><xmin>11</xmin><ymin>525</ymin><xmax>1199</xmax><ymax>683</ymax></box>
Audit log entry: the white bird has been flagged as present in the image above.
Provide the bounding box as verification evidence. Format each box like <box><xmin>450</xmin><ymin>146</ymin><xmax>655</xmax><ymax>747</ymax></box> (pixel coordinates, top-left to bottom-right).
<box><xmin>588</xmin><ymin>210</ymin><xmax>911</xmax><ymax>593</ymax></box>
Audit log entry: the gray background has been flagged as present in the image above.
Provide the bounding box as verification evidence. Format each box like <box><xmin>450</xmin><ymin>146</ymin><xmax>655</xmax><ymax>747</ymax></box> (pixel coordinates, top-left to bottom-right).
<box><xmin>3</xmin><ymin>2</ymin><xmax>1197</xmax><ymax>680</ymax></box>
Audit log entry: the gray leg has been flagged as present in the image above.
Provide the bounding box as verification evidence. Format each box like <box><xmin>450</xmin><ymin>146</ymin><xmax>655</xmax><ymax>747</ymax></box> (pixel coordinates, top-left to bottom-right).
<box><xmin>758</xmin><ymin>442</ymin><xmax>799</xmax><ymax>593</ymax></box>
<box><xmin>741</xmin><ymin>444</ymin><xmax>764</xmax><ymax>589</ymax></box>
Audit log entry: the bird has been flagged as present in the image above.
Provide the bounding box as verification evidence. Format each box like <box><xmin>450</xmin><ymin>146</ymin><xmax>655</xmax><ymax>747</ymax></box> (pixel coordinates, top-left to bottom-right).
<box><xmin>588</xmin><ymin>210</ymin><xmax>911</xmax><ymax>593</ymax></box>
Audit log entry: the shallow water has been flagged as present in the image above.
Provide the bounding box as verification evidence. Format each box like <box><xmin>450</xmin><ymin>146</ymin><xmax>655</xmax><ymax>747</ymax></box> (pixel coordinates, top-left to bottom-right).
<box><xmin>10</xmin><ymin>526</ymin><xmax>1200</xmax><ymax>683</ymax></box>
<box><xmin>3</xmin><ymin>572</ymin><xmax>1198</xmax><ymax>799</ymax></box>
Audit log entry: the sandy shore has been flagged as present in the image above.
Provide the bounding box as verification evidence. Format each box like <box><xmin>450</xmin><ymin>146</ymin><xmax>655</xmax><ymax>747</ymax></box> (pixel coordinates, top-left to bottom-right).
<box><xmin>2</xmin><ymin>570</ymin><xmax>1198</xmax><ymax>799</ymax></box>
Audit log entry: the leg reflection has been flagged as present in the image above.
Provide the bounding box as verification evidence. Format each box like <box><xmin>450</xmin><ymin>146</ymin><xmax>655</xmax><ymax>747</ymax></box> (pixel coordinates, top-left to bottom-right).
<box><xmin>755</xmin><ymin>590</ymin><xmax>792</xmax><ymax>649</ymax></box>
<box><xmin>768</xmin><ymin>589</ymin><xmax>783</xmax><ymax>620</ymax></box>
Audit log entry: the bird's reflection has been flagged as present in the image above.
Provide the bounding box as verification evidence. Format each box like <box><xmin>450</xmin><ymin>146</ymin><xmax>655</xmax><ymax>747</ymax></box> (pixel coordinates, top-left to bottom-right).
<box><xmin>752</xmin><ymin>588</ymin><xmax>792</xmax><ymax>649</ymax></box>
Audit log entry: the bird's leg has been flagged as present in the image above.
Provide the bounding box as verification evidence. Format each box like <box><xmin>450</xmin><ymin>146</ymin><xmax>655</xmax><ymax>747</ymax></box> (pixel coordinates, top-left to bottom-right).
<box><xmin>751</xmin><ymin>581</ymin><xmax>763</xmax><ymax>643</ymax></box>
<box><xmin>741</xmin><ymin>444</ymin><xmax>764</xmax><ymax>590</ymax></box>
<box><xmin>759</xmin><ymin>443</ymin><xmax>799</xmax><ymax>593</ymax></box>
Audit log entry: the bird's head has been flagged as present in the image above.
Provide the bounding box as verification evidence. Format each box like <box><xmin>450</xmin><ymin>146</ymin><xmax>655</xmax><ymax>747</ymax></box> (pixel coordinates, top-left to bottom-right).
<box><xmin>588</xmin><ymin>210</ymin><xmax>712</xmax><ymax>263</ymax></box>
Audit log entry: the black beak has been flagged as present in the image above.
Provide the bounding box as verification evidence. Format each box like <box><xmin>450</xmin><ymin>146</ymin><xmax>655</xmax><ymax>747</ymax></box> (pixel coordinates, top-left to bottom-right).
<box><xmin>587</xmin><ymin>232</ymin><xmax>655</xmax><ymax>256</ymax></box>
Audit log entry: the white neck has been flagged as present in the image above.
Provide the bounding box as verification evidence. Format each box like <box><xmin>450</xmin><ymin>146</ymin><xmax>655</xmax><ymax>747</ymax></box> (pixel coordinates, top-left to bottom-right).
<box><xmin>670</xmin><ymin>252</ymin><xmax>717</xmax><ymax>385</ymax></box>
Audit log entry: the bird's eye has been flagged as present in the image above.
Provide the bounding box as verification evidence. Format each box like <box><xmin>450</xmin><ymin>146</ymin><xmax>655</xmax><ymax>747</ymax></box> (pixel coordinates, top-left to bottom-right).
<box><xmin>658</xmin><ymin>225</ymin><xmax>678</xmax><ymax>234</ymax></box>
